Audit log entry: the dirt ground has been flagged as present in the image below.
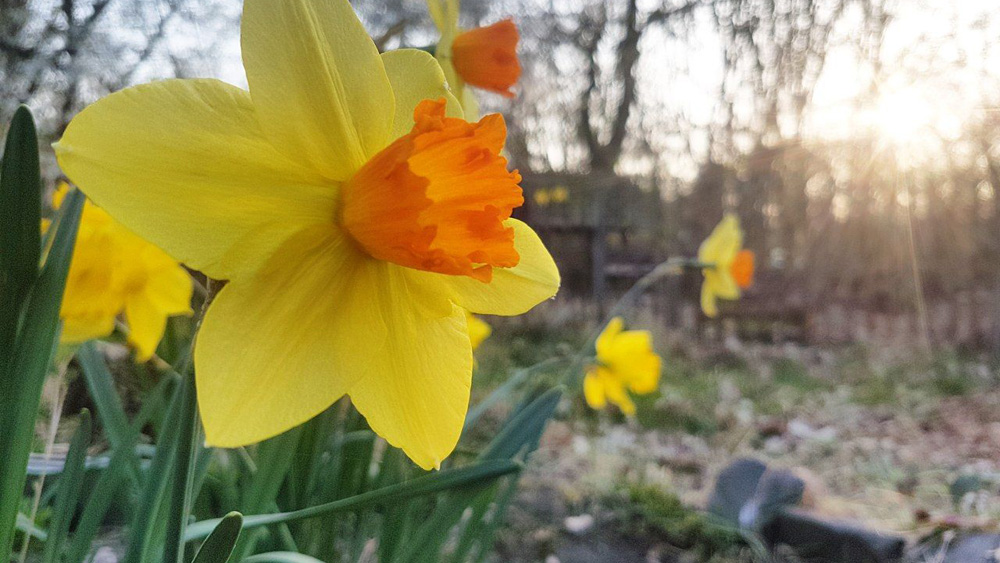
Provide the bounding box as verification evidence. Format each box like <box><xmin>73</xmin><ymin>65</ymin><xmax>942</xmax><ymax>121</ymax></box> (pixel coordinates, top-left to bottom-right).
<box><xmin>480</xmin><ymin>336</ymin><xmax>1000</xmax><ymax>562</ymax></box>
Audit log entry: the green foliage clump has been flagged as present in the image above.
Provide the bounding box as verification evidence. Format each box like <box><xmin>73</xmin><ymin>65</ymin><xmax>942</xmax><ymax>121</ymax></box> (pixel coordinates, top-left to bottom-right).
<box><xmin>610</xmin><ymin>484</ymin><xmax>751</xmax><ymax>561</ymax></box>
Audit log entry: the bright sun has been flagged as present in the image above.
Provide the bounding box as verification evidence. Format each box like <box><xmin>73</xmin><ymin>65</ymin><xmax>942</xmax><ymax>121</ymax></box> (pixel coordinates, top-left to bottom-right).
<box><xmin>871</xmin><ymin>88</ymin><xmax>935</xmax><ymax>146</ymax></box>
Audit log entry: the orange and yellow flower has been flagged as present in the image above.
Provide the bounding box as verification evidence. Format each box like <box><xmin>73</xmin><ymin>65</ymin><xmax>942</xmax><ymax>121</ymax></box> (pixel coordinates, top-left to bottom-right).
<box><xmin>55</xmin><ymin>0</ymin><xmax>558</xmax><ymax>470</ymax></box>
<box><xmin>52</xmin><ymin>184</ymin><xmax>192</xmax><ymax>360</ymax></box>
<box><xmin>427</xmin><ymin>0</ymin><xmax>521</xmax><ymax>117</ymax></box>
<box><xmin>583</xmin><ymin>318</ymin><xmax>661</xmax><ymax>415</ymax></box>
<box><xmin>698</xmin><ymin>215</ymin><xmax>753</xmax><ymax>318</ymax></box>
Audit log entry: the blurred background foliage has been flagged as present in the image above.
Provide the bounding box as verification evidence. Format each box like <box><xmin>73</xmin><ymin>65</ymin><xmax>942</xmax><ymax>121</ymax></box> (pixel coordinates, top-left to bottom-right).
<box><xmin>4</xmin><ymin>0</ymin><xmax>1000</xmax><ymax>349</ymax></box>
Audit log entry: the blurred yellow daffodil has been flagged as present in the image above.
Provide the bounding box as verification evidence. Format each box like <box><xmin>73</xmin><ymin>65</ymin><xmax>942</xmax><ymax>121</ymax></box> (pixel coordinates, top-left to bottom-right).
<box><xmin>466</xmin><ymin>312</ymin><xmax>491</xmax><ymax>350</ymax></box>
<box><xmin>52</xmin><ymin>184</ymin><xmax>193</xmax><ymax>360</ymax></box>
<box><xmin>698</xmin><ymin>214</ymin><xmax>752</xmax><ymax>318</ymax></box>
<box><xmin>533</xmin><ymin>188</ymin><xmax>551</xmax><ymax>206</ymax></box>
<box><xmin>583</xmin><ymin>317</ymin><xmax>661</xmax><ymax>415</ymax></box>
<box><xmin>427</xmin><ymin>0</ymin><xmax>521</xmax><ymax>118</ymax></box>
<box><xmin>550</xmin><ymin>185</ymin><xmax>569</xmax><ymax>203</ymax></box>
<box><xmin>55</xmin><ymin>0</ymin><xmax>559</xmax><ymax>470</ymax></box>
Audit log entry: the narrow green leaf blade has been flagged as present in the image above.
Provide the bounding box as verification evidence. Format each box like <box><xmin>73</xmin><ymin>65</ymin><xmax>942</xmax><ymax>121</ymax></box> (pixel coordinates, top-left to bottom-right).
<box><xmin>66</xmin><ymin>375</ymin><xmax>177</xmax><ymax>563</ymax></box>
<box><xmin>41</xmin><ymin>409</ymin><xmax>92</xmax><ymax>563</ymax></box>
<box><xmin>243</xmin><ymin>553</ymin><xmax>325</xmax><ymax>563</ymax></box>
<box><xmin>184</xmin><ymin>459</ymin><xmax>521</xmax><ymax>542</ymax></box>
<box><xmin>394</xmin><ymin>387</ymin><xmax>563</xmax><ymax>563</ymax></box>
<box><xmin>191</xmin><ymin>512</ymin><xmax>243</xmax><ymax>563</ymax></box>
<box><xmin>0</xmin><ymin>105</ymin><xmax>42</xmax><ymax>375</ymax></box>
<box><xmin>0</xmin><ymin>188</ymin><xmax>83</xmax><ymax>560</ymax></box>
<box><xmin>76</xmin><ymin>343</ymin><xmax>131</xmax><ymax>450</ymax></box>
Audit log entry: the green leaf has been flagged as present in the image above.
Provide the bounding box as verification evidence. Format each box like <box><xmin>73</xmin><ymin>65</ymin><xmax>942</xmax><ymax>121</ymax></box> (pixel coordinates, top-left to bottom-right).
<box><xmin>164</xmin><ymin>371</ymin><xmax>200</xmax><ymax>563</ymax></box>
<box><xmin>121</xmin><ymin>366</ymin><xmax>191</xmax><ymax>563</ymax></box>
<box><xmin>0</xmin><ymin>187</ymin><xmax>83</xmax><ymax>560</ymax></box>
<box><xmin>0</xmin><ymin>105</ymin><xmax>42</xmax><ymax>377</ymax></box>
<box><xmin>191</xmin><ymin>512</ymin><xmax>243</xmax><ymax>563</ymax></box>
<box><xmin>123</xmin><ymin>366</ymin><xmax>190</xmax><ymax>563</ymax></box>
<box><xmin>15</xmin><ymin>513</ymin><xmax>47</xmax><ymax>542</ymax></box>
<box><xmin>393</xmin><ymin>387</ymin><xmax>563</xmax><ymax>563</ymax></box>
<box><xmin>41</xmin><ymin>409</ymin><xmax>92</xmax><ymax>563</ymax></box>
<box><xmin>66</xmin><ymin>375</ymin><xmax>177</xmax><ymax>563</ymax></box>
<box><xmin>242</xmin><ymin>553</ymin><xmax>325</xmax><ymax>563</ymax></box>
<box><xmin>229</xmin><ymin>427</ymin><xmax>304</xmax><ymax>560</ymax></box>
<box><xmin>76</xmin><ymin>343</ymin><xmax>131</xmax><ymax>452</ymax></box>
<box><xmin>184</xmin><ymin>459</ymin><xmax>521</xmax><ymax>542</ymax></box>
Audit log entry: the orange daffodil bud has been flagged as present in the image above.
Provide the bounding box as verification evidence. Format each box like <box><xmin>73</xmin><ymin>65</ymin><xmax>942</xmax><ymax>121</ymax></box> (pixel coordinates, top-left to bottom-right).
<box><xmin>698</xmin><ymin>215</ymin><xmax>754</xmax><ymax>317</ymax></box>
<box><xmin>427</xmin><ymin>0</ymin><xmax>521</xmax><ymax>118</ymax></box>
<box><xmin>584</xmin><ymin>318</ymin><xmax>662</xmax><ymax>415</ymax></box>
<box><xmin>55</xmin><ymin>0</ymin><xmax>559</xmax><ymax>470</ymax></box>
<box><xmin>51</xmin><ymin>183</ymin><xmax>193</xmax><ymax>360</ymax></box>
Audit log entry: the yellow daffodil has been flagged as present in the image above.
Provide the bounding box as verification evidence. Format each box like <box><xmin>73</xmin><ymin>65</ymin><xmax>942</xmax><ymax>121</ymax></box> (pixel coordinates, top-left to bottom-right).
<box><xmin>427</xmin><ymin>0</ymin><xmax>521</xmax><ymax>118</ymax></box>
<box><xmin>466</xmin><ymin>312</ymin><xmax>491</xmax><ymax>350</ymax></box>
<box><xmin>52</xmin><ymin>184</ymin><xmax>193</xmax><ymax>360</ymax></box>
<box><xmin>55</xmin><ymin>0</ymin><xmax>559</xmax><ymax>470</ymax></box>
<box><xmin>583</xmin><ymin>317</ymin><xmax>661</xmax><ymax>415</ymax></box>
<box><xmin>533</xmin><ymin>188</ymin><xmax>551</xmax><ymax>206</ymax></box>
<box><xmin>697</xmin><ymin>214</ymin><xmax>749</xmax><ymax>318</ymax></box>
<box><xmin>550</xmin><ymin>186</ymin><xmax>569</xmax><ymax>203</ymax></box>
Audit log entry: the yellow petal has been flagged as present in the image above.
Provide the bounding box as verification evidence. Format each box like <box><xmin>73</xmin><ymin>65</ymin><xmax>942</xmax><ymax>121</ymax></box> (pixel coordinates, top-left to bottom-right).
<box><xmin>61</xmin><ymin>315</ymin><xmax>116</xmax><ymax>344</ymax></box>
<box><xmin>55</xmin><ymin>79</ymin><xmax>336</xmax><ymax>282</ymax></box>
<box><xmin>125</xmin><ymin>294</ymin><xmax>169</xmax><ymax>361</ymax></box>
<box><xmin>700</xmin><ymin>280</ymin><xmax>719</xmax><ymax>318</ymax></box>
<box><xmin>349</xmin><ymin>300</ymin><xmax>472</xmax><ymax>471</ymax></box>
<box><xmin>381</xmin><ymin>49</ymin><xmax>464</xmax><ymax>140</ymax></box>
<box><xmin>466</xmin><ymin>312</ymin><xmax>492</xmax><ymax>350</ymax></box>
<box><xmin>412</xmin><ymin>219</ymin><xmax>559</xmax><ymax>316</ymax></box>
<box><xmin>595</xmin><ymin>317</ymin><xmax>624</xmax><ymax>360</ymax></box>
<box><xmin>698</xmin><ymin>214</ymin><xmax>743</xmax><ymax>267</ymax></box>
<box><xmin>139</xmin><ymin>256</ymin><xmax>194</xmax><ymax>316</ymax></box>
<box><xmin>242</xmin><ymin>0</ymin><xmax>394</xmax><ymax>180</ymax></box>
<box><xmin>583</xmin><ymin>370</ymin><xmax>607</xmax><ymax>410</ymax></box>
<box><xmin>196</xmin><ymin>226</ymin><xmax>388</xmax><ymax>448</ymax></box>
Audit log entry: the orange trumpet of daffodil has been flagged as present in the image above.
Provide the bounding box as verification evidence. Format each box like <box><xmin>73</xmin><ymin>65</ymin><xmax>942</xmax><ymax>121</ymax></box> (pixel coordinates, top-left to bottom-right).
<box><xmin>583</xmin><ymin>318</ymin><xmax>662</xmax><ymax>415</ymax></box>
<box><xmin>55</xmin><ymin>0</ymin><xmax>559</xmax><ymax>470</ymax></box>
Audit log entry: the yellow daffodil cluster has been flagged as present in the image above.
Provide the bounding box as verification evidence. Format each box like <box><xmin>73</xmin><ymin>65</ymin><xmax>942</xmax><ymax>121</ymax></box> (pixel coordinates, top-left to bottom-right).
<box><xmin>698</xmin><ymin>215</ymin><xmax>755</xmax><ymax>317</ymax></box>
<box><xmin>427</xmin><ymin>0</ymin><xmax>521</xmax><ymax>118</ymax></box>
<box><xmin>56</xmin><ymin>0</ymin><xmax>559</xmax><ymax>470</ymax></box>
<box><xmin>52</xmin><ymin>184</ymin><xmax>193</xmax><ymax>360</ymax></box>
<box><xmin>583</xmin><ymin>317</ymin><xmax>662</xmax><ymax>415</ymax></box>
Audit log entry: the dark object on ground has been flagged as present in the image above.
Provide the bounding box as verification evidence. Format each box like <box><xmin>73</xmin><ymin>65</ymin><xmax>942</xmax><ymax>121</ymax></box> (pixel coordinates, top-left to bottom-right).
<box><xmin>708</xmin><ymin>458</ymin><xmax>906</xmax><ymax>562</ymax></box>
<box><xmin>708</xmin><ymin>458</ymin><xmax>804</xmax><ymax>531</ymax></box>
<box><xmin>740</xmin><ymin>467</ymin><xmax>805</xmax><ymax>530</ymax></box>
<box><xmin>762</xmin><ymin>508</ymin><xmax>906</xmax><ymax>563</ymax></box>
<box><xmin>707</xmin><ymin>458</ymin><xmax>768</xmax><ymax>525</ymax></box>
<box><xmin>911</xmin><ymin>533</ymin><xmax>1000</xmax><ymax>563</ymax></box>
